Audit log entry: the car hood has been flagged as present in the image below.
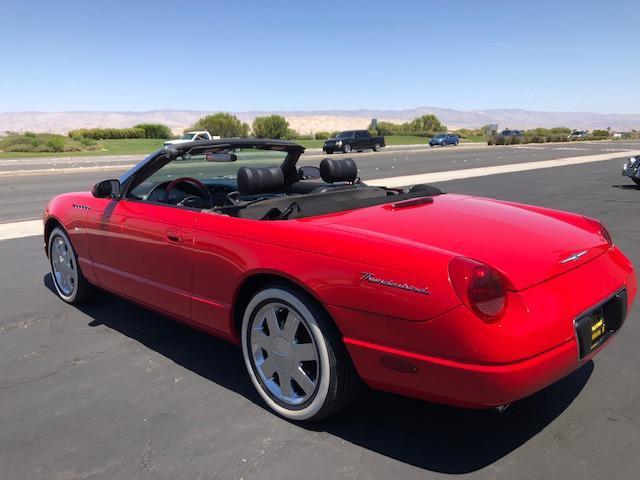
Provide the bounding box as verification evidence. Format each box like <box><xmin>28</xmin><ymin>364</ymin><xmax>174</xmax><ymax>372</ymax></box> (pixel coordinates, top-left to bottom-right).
<box><xmin>306</xmin><ymin>193</ymin><xmax>610</xmax><ymax>290</ymax></box>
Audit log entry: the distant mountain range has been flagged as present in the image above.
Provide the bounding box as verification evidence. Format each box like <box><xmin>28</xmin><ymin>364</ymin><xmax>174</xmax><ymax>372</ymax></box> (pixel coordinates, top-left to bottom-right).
<box><xmin>1</xmin><ymin>107</ymin><xmax>639</xmax><ymax>135</ymax></box>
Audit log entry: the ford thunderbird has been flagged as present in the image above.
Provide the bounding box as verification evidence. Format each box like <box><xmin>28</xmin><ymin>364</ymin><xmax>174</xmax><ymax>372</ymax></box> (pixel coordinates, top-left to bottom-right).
<box><xmin>44</xmin><ymin>139</ymin><xmax>636</xmax><ymax>421</ymax></box>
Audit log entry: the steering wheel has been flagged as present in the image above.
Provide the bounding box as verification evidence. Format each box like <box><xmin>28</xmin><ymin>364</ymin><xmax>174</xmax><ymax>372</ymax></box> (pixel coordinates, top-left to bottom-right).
<box><xmin>163</xmin><ymin>177</ymin><xmax>212</xmax><ymax>206</ymax></box>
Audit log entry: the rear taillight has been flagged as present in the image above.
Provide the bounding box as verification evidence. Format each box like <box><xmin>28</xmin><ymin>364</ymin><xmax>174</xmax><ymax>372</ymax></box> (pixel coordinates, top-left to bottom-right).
<box><xmin>583</xmin><ymin>216</ymin><xmax>613</xmax><ymax>246</ymax></box>
<box><xmin>449</xmin><ymin>257</ymin><xmax>508</xmax><ymax>322</ymax></box>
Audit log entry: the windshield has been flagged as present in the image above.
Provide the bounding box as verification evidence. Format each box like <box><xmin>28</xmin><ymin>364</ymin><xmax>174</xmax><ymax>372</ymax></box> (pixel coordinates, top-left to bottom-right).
<box><xmin>336</xmin><ymin>132</ymin><xmax>354</xmax><ymax>139</ymax></box>
<box><xmin>128</xmin><ymin>147</ymin><xmax>288</xmax><ymax>200</ymax></box>
<box><xmin>180</xmin><ymin>133</ymin><xmax>196</xmax><ymax>140</ymax></box>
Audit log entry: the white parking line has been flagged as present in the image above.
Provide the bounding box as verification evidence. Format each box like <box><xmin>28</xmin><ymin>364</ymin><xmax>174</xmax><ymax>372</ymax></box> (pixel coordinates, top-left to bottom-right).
<box><xmin>0</xmin><ymin>150</ymin><xmax>637</xmax><ymax>242</ymax></box>
<box><xmin>0</xmin><ymin>220</ymin><xmax>42</xmax><ymax>242</ymax></box>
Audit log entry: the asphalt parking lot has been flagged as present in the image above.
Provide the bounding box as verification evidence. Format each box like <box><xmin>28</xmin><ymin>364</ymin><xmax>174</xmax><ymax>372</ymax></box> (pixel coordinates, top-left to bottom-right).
<box><xmin>1</xmin><ymin>146</ymin><xmax>639</xmax><ymax>479</ymax></box>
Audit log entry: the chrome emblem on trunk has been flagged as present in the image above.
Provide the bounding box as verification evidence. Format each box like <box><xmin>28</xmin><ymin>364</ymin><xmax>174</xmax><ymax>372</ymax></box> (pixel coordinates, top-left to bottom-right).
<box><xmin>360</xmin><ymin>272</ymin><xmax>430</xmax><ymax>295</ymax></box>
<box><xmin>560</xmin><ymin>250</ymin><xmax>588</xmax><ymax>264</ymax></box>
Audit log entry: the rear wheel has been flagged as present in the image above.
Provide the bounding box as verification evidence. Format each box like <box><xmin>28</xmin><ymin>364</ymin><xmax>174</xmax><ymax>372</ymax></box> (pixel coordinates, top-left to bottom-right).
<box><xmin>342</xmin><ymin>144</ymin><xmax>352</xmax><ymax>154</ymax></box>
<box><xmin>373</xmin><ymin>143</ymin><xmax>381</xmax><ymax>152</ymax></box>
<box><xmin>48</xmin><ymin>227</ymin><xmax>94</xmax><ymax>304</ymax></box>
<box><xmin>241</xmin><ymin>285</ymin><xmax>360</xmax><ymax>421</ymax></box>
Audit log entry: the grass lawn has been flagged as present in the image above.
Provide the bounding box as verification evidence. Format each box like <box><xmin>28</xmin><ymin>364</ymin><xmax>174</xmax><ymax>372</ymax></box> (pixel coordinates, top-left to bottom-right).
<box><xmin>0</xmin><ymin>138</ymin><xmax>166</xmax><ymax>158</ymax></box>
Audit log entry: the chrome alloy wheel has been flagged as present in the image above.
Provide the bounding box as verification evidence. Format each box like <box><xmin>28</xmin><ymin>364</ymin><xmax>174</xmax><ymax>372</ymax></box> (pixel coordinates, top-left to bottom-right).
<box><xmin>51</xmin><ymin>234</ymin><xmax>78</xmax><ymax>297</ymax></box>
<box><xmin>249</xmin><ymin>301</ymin><xmax>320</xmax><ymax>406</ymax></box>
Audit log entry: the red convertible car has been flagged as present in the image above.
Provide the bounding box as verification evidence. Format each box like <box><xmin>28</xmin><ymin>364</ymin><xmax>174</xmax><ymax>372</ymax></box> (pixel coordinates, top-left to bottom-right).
<box><xmin>44</xmin><ymin>139</ymin><xmax>636</xmax><ymax>421</ymax></box>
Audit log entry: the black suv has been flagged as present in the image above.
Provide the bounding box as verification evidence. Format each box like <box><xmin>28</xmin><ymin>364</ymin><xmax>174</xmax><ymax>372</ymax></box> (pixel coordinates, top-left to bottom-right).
<box><xmin>323</xmin><ymin>130</ymin><xmax>385</xmax><ymax>154</ymax></box>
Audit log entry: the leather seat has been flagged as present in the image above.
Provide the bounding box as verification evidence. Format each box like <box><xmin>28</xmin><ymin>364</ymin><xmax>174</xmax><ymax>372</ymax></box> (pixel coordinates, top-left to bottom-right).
<box><xmin>310</xmin><ymin>158</ymin><xmax>359</xmax><ymax>194</ymax></box>
<box><xmin>237</xmin><ymin>166</ymin><xmax>285</xmax><ymax>196</ymax></box>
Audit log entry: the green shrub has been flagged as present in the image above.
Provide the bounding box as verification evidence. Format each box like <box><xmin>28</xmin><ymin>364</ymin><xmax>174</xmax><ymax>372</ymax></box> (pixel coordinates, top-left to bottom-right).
<box><xmin>78</xmin><ymin>137</ymin><xmax>97</xmax><ymax>146</ymax></box>
<box><xmin>191</xmin><ymin>113</ymin><xmax>249</xmax><ymax>138</ymax></box>
<box><xmin>68</xmin><ymin>127</ymin><xmax>146</xmax><ymax>140</ymax></box>
<box><xmin>133</xmin><ymin>123</ymin><xmax>172</xmax><ymax>139</ymax></box>
<box><xmin>24</xmin><ymin>131</ymin><xmax>36</xmax><ymax>138</ymax></box>
<box><xmin>46</xmin><ymin>137</ymin><xmax>65</xmax><ymax>152</ymax></box>
<box><xmin>252</xmin><ymin>115</ymin><xmax>290</xmax><ymax>139</ymax></box>
<box><xmin>591</xmin><ymin>129</ymin><xmax>609</xmax><ymax>138</ymax></box>
<box><xmin>314</xmin><ymin>131</ymin><xmax>331</xmax><ymax>140</ymax></box>
<box><xmin>4</xmin><ymin>142</ymin><xmax>36</xmax><ymax>152</ymax></box>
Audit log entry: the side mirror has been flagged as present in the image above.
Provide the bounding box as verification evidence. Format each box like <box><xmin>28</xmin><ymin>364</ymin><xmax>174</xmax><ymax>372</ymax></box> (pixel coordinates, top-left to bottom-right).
<box><xmin>205</xmin><ymin>152</ymin><xmax>238</xmax><ymax>162</ymax></box>
<box><xmin>298</xmin><ymin>166</ymin><xmax>321</xmax><ymax>180</ymax></box>
<box><xmin>92</xmin><ymin>179</ymin><xmax>121</xmax><ymax>199</ymax></box>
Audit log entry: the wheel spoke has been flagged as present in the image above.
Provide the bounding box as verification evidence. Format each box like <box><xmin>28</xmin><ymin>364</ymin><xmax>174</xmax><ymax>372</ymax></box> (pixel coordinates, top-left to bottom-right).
<box><xmin>281</xmin><ymin>311</ymin><xmax>300</xmax><ymax>342</ymax></box>
<box><xmin>293</xmin><ymin>343</ymin><xmax>316</xmax><ymax>362</ymax></box>
<box><xmin>251</xmin><ymin>330</ymin><xmax>270</xmax><ymax>350</ymax></box>
<box><xmin>55</xmin><ymin>240</ymin><xmax>64</xmax><ymax>257</ymax></box>
<box><xmin>292</xmin><ymin>366</ymin><xmax>316</xmax><ymax>395</ymax></box>
<box><xmin>265</xmin><ymin>308</ymin><xmax>280</xmax><ymax>335</ymax></box>
<box><xmin>259</xmin><ymin>356</ymin><xmax>277</xmax><ymax>378</ymax></box>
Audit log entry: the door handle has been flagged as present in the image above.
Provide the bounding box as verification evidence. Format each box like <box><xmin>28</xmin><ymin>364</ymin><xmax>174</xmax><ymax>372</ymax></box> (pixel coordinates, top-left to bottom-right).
<box><xmin>166</xmin><ymin>231</ymin><xmax>182</xmax><ymax>244</ymax></box>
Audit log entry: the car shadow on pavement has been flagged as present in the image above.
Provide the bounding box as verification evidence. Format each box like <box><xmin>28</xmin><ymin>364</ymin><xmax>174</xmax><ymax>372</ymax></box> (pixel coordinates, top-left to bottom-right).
<box><xmin>44</xmin><ymin>274</ymin><xmax>593</xmax><ymax>475</ymax></box>
<box><xmin>314</xmin><ymin>362</ymin><xmax>592</xmax><ymax>473</ymax></box>
<box><xmin>612</xmin><ymin>184</ymin><xmax>640</xmax><ymax>190</ymax></box>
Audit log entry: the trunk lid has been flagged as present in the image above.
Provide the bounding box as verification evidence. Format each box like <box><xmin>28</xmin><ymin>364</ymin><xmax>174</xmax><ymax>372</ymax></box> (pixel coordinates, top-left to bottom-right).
<box><xmin>306</xmin><ymin>194</ymin><xmax>609</xmax><ymax>290</ymax></box>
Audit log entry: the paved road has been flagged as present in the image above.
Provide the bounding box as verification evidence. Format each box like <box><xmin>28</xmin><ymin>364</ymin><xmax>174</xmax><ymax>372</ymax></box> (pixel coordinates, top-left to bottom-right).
<box><xmin>1</xmin><ymin>140</ymin><xmax>639</xmax><ymax>223</ymax></box>
<box><xmin>1</xmin><ymin>154</ymin><xmax>639</xmax><ymax>479</ymax></box>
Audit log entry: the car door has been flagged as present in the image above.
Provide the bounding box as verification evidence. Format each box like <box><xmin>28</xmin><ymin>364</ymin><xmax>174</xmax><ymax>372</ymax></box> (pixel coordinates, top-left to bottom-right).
<box><xmin>354</xmin><ymin>131</ymin><xmax>368</xmax><ymax>149</ymax></box>
<box><xmin>86</xmin><ymin>198</ymin><xmax>196</xmax><ymax>320</ymax></box>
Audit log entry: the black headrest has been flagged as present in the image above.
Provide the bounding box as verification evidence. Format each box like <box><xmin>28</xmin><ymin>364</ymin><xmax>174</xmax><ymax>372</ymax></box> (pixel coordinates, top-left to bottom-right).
<box><xmin>320</xmin><ymin>158</ymin><xmax>358</xmax><ymax>183</ymax></box>
<box><xmin>237</xmin><ymin>166</ymin><xmax>284</xmax><ymax>195</ymax></box>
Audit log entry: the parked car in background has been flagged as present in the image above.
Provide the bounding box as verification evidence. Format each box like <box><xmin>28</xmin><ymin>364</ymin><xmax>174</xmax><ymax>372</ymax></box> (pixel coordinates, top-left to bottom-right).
<box><xmin>429</xmin><ymin>133</ymin><xmax>459</xmax><ymax>147</ymax></box>
<box><xmin>568</xmin><ymin>130</ymin><xmax>590</xmax><ymax>139</ymax></box>
<box><xmin>164</xmin><ymin>131</ymin><xmax>215</xmax><ymax>146</ymax></box>
<box><xmin>323</xmin><ymin>130</ymin><xmax>385</xmax><ymax>154</ymax></box>
<box><xmin>621</xmin><ymin>156</ymin><xmax>640</xmax><ymax>185</ymax></box>
<box><xmin>498</xmin><ymin>129</ymin><xmax>524</xmax><ymax>138</ymax></box>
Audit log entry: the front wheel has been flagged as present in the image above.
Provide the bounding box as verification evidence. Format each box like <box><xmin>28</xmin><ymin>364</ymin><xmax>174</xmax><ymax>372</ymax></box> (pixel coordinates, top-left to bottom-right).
<box><xmin>633</xmin><ymin>178</ymin><xmax>640</xmax><ymax>186</ymax></box>
<box><xmin>342</xmin><ymin>144</ymin><xmax>352</xmax><ymax>154</ymax></box>
<box><xmin>48</xmin><ymin>227</ymin><xmax>94</xmax><ymax>304</ymax></box>
<box><xmin>372</xmin><ymin>143</ymin><xmax>381</xmax><ymax>152</ymax></box>
<box><xmin>241</xmin><ymin>285</ymin><xmax>360</xmax><ymax>421</ymax></box>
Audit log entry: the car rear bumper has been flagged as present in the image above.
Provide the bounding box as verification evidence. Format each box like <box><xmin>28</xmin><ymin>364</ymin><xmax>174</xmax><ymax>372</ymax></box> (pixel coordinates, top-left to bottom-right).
<box><xmin>343</xmin><ymin>334</ymin><xmax>584</xmax><ymax>408</ymax></box>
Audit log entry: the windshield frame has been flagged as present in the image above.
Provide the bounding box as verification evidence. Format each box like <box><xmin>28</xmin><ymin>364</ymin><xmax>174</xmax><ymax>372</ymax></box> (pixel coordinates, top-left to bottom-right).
<box><xmin>117</xmin><ymin>139</ymin><xmax>305</xmax><ymax>200</ymax></box>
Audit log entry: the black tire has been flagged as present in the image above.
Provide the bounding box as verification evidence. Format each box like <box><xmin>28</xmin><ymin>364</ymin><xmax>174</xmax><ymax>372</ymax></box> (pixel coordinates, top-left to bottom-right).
<box><xmin>373</xmin><ymin>143</ymin><xmax>381</xmax><ymax>152</ymax></box>
<box><xmin>342</xmin><ymin>144</ymin><xmax>352</xmax><ymax>154</ymax></box>
<box><xmin>48</xmin><ymin>227</ymin><xmax>95</xmax><ymax>304</ymax></box>
<box><xmin>241</xmin><ymin>284</ymin><xmax>360</xmax><ymax>421</ymax></box>
<box><xmin>326</xmin><ymin>150</ymin><xmax>333</xmax><ymax>154</ymax></box>
<box><xmin>454</xmin><ymin>141</ymin><xmax>459</xmax><ymax>146</ymax></box>
<box><xmin>633</xmin><ymin>178</ymin><xmax>640</xmax><ymax>186</ymax></box>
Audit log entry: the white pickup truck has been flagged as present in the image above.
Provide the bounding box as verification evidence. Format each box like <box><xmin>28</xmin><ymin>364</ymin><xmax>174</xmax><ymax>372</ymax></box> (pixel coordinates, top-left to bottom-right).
<box><xmin>164</xmin><ymin>131</ymin><xmax>218</xmax><ymax>146</ymax></box>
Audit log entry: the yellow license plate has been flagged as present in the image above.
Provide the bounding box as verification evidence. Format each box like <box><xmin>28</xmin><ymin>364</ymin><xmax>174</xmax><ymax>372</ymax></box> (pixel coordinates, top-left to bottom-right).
<box><xmin>590</xmin><ymin>309</ymin><xmax>606</xmax><ymax>350</ymax></box>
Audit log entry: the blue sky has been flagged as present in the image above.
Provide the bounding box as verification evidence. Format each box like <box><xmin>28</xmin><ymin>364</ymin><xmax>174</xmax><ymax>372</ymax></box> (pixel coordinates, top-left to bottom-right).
<box><xmin>1</xmin><ymin>0</ymin><xmax>638</xmax><ymax>113</ymax></box>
